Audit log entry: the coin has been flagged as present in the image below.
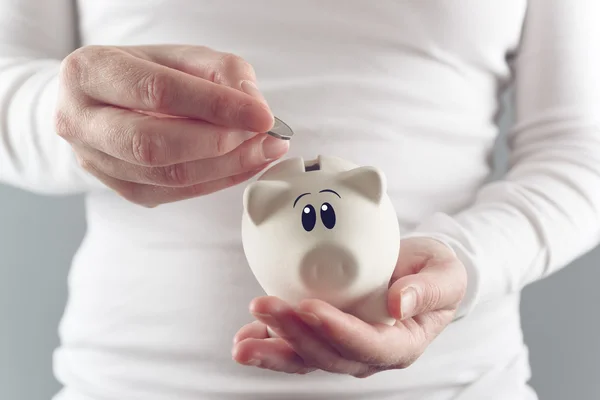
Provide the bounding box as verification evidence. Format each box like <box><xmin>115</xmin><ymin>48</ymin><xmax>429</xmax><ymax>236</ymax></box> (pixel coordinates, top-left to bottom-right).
<box><xmin>266</xmin><ymin>116</ymin><xmax>294</xmax><ymax>140</ymax></box>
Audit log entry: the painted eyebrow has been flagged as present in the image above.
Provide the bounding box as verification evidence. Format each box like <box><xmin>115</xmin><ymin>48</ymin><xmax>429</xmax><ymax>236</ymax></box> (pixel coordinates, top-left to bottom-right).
<box><xmin>293</xmin><ymin>193</ymin><xmax>311</xmax><ymax>208</ymax></box>
<box><xmin>319</xmin><ymin>189</ymin><xmax>341</xmax><ymax>198</ymax></box>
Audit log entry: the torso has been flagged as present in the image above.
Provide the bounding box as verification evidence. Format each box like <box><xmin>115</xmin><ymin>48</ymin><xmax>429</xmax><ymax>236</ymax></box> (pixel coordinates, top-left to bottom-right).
<box><xmin>54</xmin><ymin>2</ymin><xmax>533</xmax><ymax>399</ymax></box>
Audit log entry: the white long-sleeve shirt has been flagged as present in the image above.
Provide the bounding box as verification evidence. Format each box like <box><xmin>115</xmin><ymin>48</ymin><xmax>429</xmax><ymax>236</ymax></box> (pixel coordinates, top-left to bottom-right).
<box><xmin>1</xmin><ymin>1</ymin><xmax>599</xmax><ymax>399</ymax></box>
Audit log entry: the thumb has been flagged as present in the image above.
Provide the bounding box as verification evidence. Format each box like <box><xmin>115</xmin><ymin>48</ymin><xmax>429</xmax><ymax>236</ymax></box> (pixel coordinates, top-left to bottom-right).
<box><xmin>388</xmin><ymin>257</ymin><xmax>466</xmax><ymax>320</ymax></box>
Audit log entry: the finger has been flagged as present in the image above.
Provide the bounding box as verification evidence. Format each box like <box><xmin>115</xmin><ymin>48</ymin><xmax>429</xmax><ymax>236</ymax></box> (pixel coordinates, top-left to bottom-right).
<box><xmin>67</xmin><ymin>105</ymin><xmax>257</xmax><ymax>167</ymax></box>
<box><xmin>61</xmin><ymin>47</ymin><xmax>273</xmax><ymax>132</ymax></box>
<box><xmin>233</xmin><ymin>320</ymin><xmax>269</xmax><ymax>344</ymax></box>
<box><xmin>232</xmin><ymin>337</ymin><xmax>314</xmax><ymax>374</ymax></box>
<box><xmin>249</xmin><ymin>296</ymin><xmax>369</xmax><ymax>377</ymax></box>
<box><xmin>296</xmin><ymin>298</ymin><xmax>421</xmax><ymax>368</ymax></box>
<box><xmin>388</xmin><ymin>257</ymin><xmax>467</xmax><ymax>321</ymax></box>
<box><xmin>78</xmin><ymin>159</ymin><xmax>264</xmax><ymax>207</ymax></box>
<box><xmin>73</xmin><ymin>133</ymin><xmax>287</xmax><ymax>187</ymax></box>
<box><xmin>125</xmin><ymin>45</ymin><xmax>266</xmax><ymax>101</ymax></box>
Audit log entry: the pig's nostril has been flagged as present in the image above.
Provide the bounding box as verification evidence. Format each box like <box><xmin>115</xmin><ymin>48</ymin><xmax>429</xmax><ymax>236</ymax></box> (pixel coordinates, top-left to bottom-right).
<box><xmin>299</xmin><ymin>244</ymin><xmax>357</xmax><ymax>292</ymax></box>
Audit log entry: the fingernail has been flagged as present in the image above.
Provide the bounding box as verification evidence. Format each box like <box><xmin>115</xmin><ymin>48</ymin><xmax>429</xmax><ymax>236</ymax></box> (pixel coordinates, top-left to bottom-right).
<box><xmin>252</xmin><ymin>312</ymin><xmax>280</xmax><ymax>329</ymax></box>
<box><xmin>297</xmin><ymin>311</ymin><xmax>321</xmax><ymax>327</ymax></box>
<box><xmin>246</xmin><ymin>359</ymin><xmax>261</xmax><ymax>366</ymax></box>
<box><xmin>241</xmin><ymin>80</ymin><xmax>267</xmax><ymax>104</ymax></box>
<box><xmin>261</xmin><ymin>135</ymin><xmax>289</xmax><ymax>160</ymax></box>
<box><xmin>400</xmin><ymin>287</ymin><xmax>417</xmax><ymax>320</ymax></box>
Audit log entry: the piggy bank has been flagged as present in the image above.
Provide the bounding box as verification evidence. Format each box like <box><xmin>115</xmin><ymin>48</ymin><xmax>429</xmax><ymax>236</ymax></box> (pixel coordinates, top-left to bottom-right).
<box><xmin>241</xmin><ymin>155</ymin><xmax>400</xmax><ymax>325</ymax></box>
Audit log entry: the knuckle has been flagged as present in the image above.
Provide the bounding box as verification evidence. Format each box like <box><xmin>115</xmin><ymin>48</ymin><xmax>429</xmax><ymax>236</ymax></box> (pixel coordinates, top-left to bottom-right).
<box><xmin>233</xmin><ymin>59</ymin><xmax>256</xmax><ymax>80</ymax></box>
<box><xmin>59</xmin><ymin>49</ymin><xmax>87</xmax><ymax>88</ymax></box>
<box><xmin>139</xmin><ymin>72</ymin><xmax>173</xmax><ymax>111</ymax></box>
<box><xmin>213</xmin><ymin>129</ymin><xmax>243</xmax><ymax>156</ymax></box>
<box><xmin>235</xmin><ymin>139</ymin><xmax>263</xmax><ymax>170</ymax></box>
<box><xmin>241</xmin><ymin>61</ymin><xmax>256</xmax><ymax>80</ymax></box>
<box><xmin>163</xmin><ymin>163</ymin><xmax>190</xmax><ymax>186</ymax></box>
<box><xmin>60</xmin><ymin>45</ymin><xmax>109</xmax><ymax>91</ymax></box>
<box><xmin>220</xmin><ymin>52</ymin><xmax>246</xmax><ymax>71</ymax></box>
<box><xmin>233</xmin><ymin>148</ymin><xmax>250</xmax><ymax>172</ymax></box>
<box><xmin>54</xmin><ymin>109</ymin><xmax>75</xmax><ymax>139</ymax></box>
<box><xmin>131</xmin><ymin>129</ymin><xmax>166</xmax><ymax>166</ymax></box>
<box><xmin>207</xmin><ymin>91</ymin><xmax>232</xmax><ymax>121</ymax></box>
<box><xmin>214</xmin><ymin>131</ymin><xmax>230</xmax><ymax>155</ymax></box>
<box><xmin>216</xmin><ymin>52</ymin><xmax>256</xmax><ymax>83</ymax></box>
<box><xmin>209</xmin><ymin>69</ymin><xmax>227</xmax><ymax>85</ymax></box>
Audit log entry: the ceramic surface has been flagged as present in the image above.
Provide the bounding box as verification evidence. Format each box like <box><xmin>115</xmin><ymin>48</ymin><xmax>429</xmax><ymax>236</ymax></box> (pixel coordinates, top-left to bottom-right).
<box><xmin>241</xmin><ymin>155</ymin><xmax>401</xmax><ymax>325</ymax></box>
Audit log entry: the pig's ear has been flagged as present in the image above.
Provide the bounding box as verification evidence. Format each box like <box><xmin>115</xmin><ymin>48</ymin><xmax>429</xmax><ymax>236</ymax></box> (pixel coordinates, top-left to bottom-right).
<box><xmin>243</xmin><ymin>180</ymin><xmax>292</xmax><ymax>226</ymax></box>
<box><xmin>336</xmin><ymin>166</ymin><xmax>386</xmax><ymax>204</ymax></box>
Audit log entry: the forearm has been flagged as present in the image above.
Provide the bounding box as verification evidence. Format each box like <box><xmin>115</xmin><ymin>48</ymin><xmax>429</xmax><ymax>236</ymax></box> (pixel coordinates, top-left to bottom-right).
<box><xmin>408</xmin><ymin>0</ymin><xmax>600</xmax><ymax>316</ymax></box>
<box><xmin>409</xmin><ymin>119</ymin><xmax>600</xmax><ymax>315</ymax></box>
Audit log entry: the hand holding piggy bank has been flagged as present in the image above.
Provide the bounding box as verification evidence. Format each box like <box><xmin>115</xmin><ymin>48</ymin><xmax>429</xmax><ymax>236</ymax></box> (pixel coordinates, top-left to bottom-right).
<box><xmin>241</xmin><ymin>155</ymin><xmax>400</xmax><ymax>326</ymax></box>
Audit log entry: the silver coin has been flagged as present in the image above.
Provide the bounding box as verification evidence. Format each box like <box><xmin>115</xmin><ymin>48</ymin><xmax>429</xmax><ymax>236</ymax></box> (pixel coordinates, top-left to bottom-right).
<box><xmin>266</xmin><ymin>116</ymin><xmax>294</xmax><ymax>140</ymax></box>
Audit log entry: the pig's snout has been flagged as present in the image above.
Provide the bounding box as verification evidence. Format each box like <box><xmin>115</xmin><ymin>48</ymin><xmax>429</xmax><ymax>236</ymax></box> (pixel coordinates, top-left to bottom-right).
<box><xmin>299</xmin><ymin>244</ymin><xmax>358</xmax><ymax>292</ymax></box>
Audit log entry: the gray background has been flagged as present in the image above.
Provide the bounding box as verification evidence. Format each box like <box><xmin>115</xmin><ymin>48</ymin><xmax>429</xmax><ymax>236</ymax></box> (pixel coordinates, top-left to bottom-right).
<box><xmin>1</xmin><ymin>94</ymin><xmax>599</xmax><ymax>400</ymax></box>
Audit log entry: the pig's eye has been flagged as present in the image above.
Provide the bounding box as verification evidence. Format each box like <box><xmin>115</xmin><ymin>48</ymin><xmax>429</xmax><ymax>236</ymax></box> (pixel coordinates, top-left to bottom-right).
<box><xmin>320</xmin><ymin>202</ymin><xmax>336</xmax><ymax>229</ymax></box>
<box><xmin>302</xmin><ymin>204</ymin><xmax>316</xmax><ymax>231</ymax></box>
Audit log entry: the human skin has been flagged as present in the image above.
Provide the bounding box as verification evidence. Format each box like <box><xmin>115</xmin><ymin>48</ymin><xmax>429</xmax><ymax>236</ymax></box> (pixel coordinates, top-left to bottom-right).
<box><xmin>54</xmin><ymin>45</ymin><xmax>467</xmax><ymax>377</ymax></box>
<box><xmin>233</xmin><ymin>237</ymin><xmax>468</xmax><ymax>378</ymax></box>
<box><xmin>55</xmin><ymin>45</ymin><xmax>289</xmax><ymax>206</ymax></box>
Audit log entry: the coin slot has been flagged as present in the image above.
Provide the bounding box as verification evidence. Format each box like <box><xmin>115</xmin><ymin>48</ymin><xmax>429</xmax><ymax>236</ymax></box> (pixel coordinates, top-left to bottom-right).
<box><xmin>305</xmin><ymin>160</ymin><xmax>321</xmax><ymax>172</ymax></box>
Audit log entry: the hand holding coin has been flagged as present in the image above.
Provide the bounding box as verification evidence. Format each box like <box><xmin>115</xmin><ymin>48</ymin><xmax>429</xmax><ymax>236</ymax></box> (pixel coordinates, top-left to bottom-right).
<box><xmin>56</xmin><ymin>45</ymin><xmax>291</xmax><ymax>206</ymax></box>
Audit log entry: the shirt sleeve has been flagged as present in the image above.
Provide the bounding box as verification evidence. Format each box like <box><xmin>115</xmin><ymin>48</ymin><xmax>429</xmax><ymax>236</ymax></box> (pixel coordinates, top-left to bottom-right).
<box><xmin>0</xmin><ymin>0</ymin><xmax>103</xmax><ymax>194</ymax></box>
<box><xmin>406</xmin><ymin>0</ymin><xmax>600</xmax><ymax>317</ymax></box>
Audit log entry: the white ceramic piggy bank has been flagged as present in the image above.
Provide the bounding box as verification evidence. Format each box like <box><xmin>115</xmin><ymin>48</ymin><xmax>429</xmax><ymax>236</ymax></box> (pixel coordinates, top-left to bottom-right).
<box><xmin>241</xmin><ymin>155</ymin><xmax>400</xmax><ymax>325</ymax></box>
